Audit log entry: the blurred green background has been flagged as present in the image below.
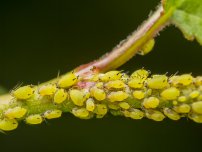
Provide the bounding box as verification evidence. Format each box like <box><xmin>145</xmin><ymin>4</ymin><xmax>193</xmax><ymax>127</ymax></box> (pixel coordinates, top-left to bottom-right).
<box><xmin>0</xmin><ymin>0</ymin><xmax>202</xmax><ymax>151</ymax></box>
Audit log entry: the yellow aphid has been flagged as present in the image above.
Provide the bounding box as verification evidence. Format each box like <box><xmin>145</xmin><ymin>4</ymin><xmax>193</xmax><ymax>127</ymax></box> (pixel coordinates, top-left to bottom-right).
<box><xmin>172</xmin><ymin>100</ymin><xmax>178</xmax><ymax>106</ymax></box>
<box><xmin>86</xmin><ymin>98</ymin><xmax>95</xmax><ymax>112</ymax></box>
<box><xmin>0</xmin><ymin>119</ymin><xmax>18</xmax><ymax>131</ymax></box>
<box><xmin>147</xmin><ymin>75</ymin><xmax>168</xmax><ymax>89</ymax></box>
<box><xmin>58</xmin><ymin>72</ymin><xmax>78</xmax><ymax>88</ymax></box>
<box><xmin>143</xmin><ymin>97</ymin><xmax>160</xmax><ymax>109</ymax></box>
<box><xmin>130</xmin><ymin>69</ymin><xmax>149</xmax><ymax>80</ymax></box>
<box><xmin>122</xmin><ymin>110</ymin><xmax>130</xmax><ymax>117</ymax></box>
<box><xmin>128</xmin><ymin>78</ymin><xmax>144</xmax><ymax>89</ymax></box>
<box><xmin>90</xmin><ymin>74</ymin><xmax>99</xmax><ymax>82</ymax></box>
<box><xmin>13</xmin><ymin>85</ymin><xmax>34</xmax><ymax>100</ymax></box>
<box><xmin>105</xmin><ymin>80</ymin><xmax>125</xmax><ymax>89</ymax></box>
<box><xmin>194</xmin><ymin>76</ymin><xmax>202</xmax><ymax>86</ymax></box>
<box><xmin>39</xmin><ymin>84</ymin><xmax>57</xmax><ymax>96</ymax></box>
<box><xmin>90</xmin><ymin>87</ymin><xmax>106</xmax><ymax>101</ymax></box>
<box><xmin>94</xmin><ymin>104</ymin><xmax>108</xmax><ymax>115</ymax></box>
<box><xmin>133</xmin><ymin>90</ymin><xmax>145</xmax><ymax>100</ymax></box>
<box><xmin>120</xmin><ymin>73</ymin><xmax>129</xmax><ymax>83</ymax></box>
<box><xmin>197</xmin><ymin>95</ymin><xmax>202</xmax><ymax>100</ymax></box>
<box><xmin>178</xmin><ymin>96</ymin><xmax>187</xmax><ymax>102</ymax></box>
<box><xmin>108</xmin><ymin>91</ymin><xmax>129</xmax><ymax>102</ymax></box>
<box><xmin>69</xmin><ymin>89</ymin><xmax>86</xmax><ymax>106</ymax></box>
<box><xmin>53</xmin><ymin>89</ymin><xmax>68</xmax><ymax>104</ymax></box>
<box><xmin>138</xmin><ymin>39</ymin><xmax>155</xmax><ymax>56</ymax></box>
<box><xmin>189</xmin><ymin>91</ymin><xmax>200</xmax><ymax>99</ymax></box>
<box><xmin>95</xmin><ymin>82</ymin><xmax>104</xmax><ymax>88</ymax></box>
<box><xmin>189</xmin><ymin>113</ymin><xmax>202</xmax><ymax>123</ymax></box>
<box><xmin>100</xmin><ymin>71</ymin><xmax>122</xmax><ymax>82</ymax></box>
<box><xmin>26</xmin><ymin>114</ymin><xmax>43</xmax><ymax>125</ymax></box>
<box><xmin>119</xmin><ymin>102</ymin><xmax>130</xmax><ymax>110</ymax></box>
<box><xmin>44</xmin><ymin>110</ymin><xmax>62</xmax><ymax>119</ymax></box>
<box><xmin>163</xmin><ymin>108</ymin><xmax>180</xmax><ymax>120</ymax></box>
<box><xmin>129</xmin><ymin>109</ymin><xmax>144</xmax><ymax>119</ymax></box>
<box><xmin>72</xmin><ymin>108</ymin><xmax>89</xmax><ymax>119</ymax></box>
<box><xmin>160</xmin><ymin>87</ymin><xmax>180</xmax><ymax>100</ymax></box>
<box><xmin>170</xmin><ymin>74</ymin><xmax>193</xmax><ymax>86</ymax></box>
<box><xmin>174</xmin><ymin>104</ymin><xmax>190</xmax><ymax>113</ymax></box>
<box><xmin>192</xmin><ymin>101</ymin><xmax>202</xmax><ymax>114</ymax></box>
<box><xmin>146</xmin><ymin>110</ymin><xmax>165</xmax><ymax>121</ymax></box>
<box><xmin>108</xmin><ymin>103</ymin><xmax>120</xmax><ymax>110</ymax></box>
<box><xmin>5</xmin><ymin>107</ymin><xmax>27</xmax><ymax>119</ymax></box>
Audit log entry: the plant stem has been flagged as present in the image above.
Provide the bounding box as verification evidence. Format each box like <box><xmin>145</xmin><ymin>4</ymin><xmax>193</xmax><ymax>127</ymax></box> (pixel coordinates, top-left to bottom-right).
<box><xmin>0</xmin><ymin>5</ymin><xmax>174</xmax><ymax>106</ymax></box>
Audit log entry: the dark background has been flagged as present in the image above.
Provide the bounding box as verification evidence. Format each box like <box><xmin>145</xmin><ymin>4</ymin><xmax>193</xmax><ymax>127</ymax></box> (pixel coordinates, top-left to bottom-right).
<box><xmin>0</xmin><ymin>0</ymin><xmax>202</xmax><ymax>152</ymax></box>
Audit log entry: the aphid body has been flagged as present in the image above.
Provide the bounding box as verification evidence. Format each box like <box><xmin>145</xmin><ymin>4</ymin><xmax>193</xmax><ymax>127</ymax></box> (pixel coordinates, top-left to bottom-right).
<box><xmin>5</xmin><ymin>107</ymin><xmax>27</xmax><ymax>119</ymax></box>
<box><xmin>26</xmin><ymin>114</ymin><xmax>43</xmax><ymax>125</ymax></box>
<box><xmin>0</xmin><ymin>119</ymin><xmax>18</xmax><ymax>131</ymax></box>
<box><xmin>147</xmin><ymin>75</ymin><xmax>168</xmax><ymax>89</ymax></box>
<box><xmin>58</xmin><ymin>72</ymin><xmax>78</xmax><ymax>88</ymax></box>
<box><xmin>13</xmin><ymin>85</ymin><xmax>34</xmax><ymax>100</ymax></box>
<box><xmin>44</xmin><ymin>110</ymin><xmax>62</xmax><ymax>119</ymax></box>
<box><xmin>54</xmin><ymin>89</ymin><xmax>68</xmax><ymax>104</ymax></box>
<box><xmin>39</xmin><ymin>84</ymin><xmax>57</xmax><ymax>96</ymax></box>
<box><xmin>108</xmin><ymin>91</ymin><xmax>129</xmax><ymax>102</ymax></box>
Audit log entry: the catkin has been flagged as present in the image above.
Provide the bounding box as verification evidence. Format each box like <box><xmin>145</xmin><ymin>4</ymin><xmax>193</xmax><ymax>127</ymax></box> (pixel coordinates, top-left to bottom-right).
<box><xmin>1</xmin><ymin>69</ymin><xmax>202</xmax><ymax>131</ymax></box>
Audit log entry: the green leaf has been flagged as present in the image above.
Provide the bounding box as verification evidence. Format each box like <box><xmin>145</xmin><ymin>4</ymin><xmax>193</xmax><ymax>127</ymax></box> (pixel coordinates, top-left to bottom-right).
<box><xmin>163</xmin><ymin>0</ymin><xmax>202</xmax><ymax>44</ymax></box>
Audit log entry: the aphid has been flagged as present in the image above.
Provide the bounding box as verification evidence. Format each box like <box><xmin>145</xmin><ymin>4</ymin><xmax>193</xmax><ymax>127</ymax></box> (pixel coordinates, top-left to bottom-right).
<box><xmin>143</xmin><ymin>97</ymin><xmax>160</xmax><ymax>109</ymax></box>
<box><xmin>58</xmin><ymin>71</ymin><xmax>78</xmax><ymax>88</ymax></box>
<box><xmin>44</xmin><ymin>110</ymin><xmax>62</xmax><ymax>119</ymax></box>
<box><xmin>90</xmin><ymin>87</ymin><xmax>106</xmax><ymax>101</ymax></box>
<box><xmin>26</xmin><ymin>114</ymin><xmax>43</xmax><ymax>125</ymax></box>
<box><xmin>173</xmin><ymin>104</ymin><xmax>190</xmax><ymax>113</ymax></box>
<box><xmin>172</xmin><ymin>100</ymin><xmax>178</xmax><ymax>106</ymax></box>
<box><xmin>108</xmin><ymin>91</ymin><xmax>129</xmax><ymax>102</ymax></box>
<box><xmin>39</xmin><ymin>84</ymin><xmax>57</xmax><ymax>96</ymax></box>
<box><xmin>145</xmin><ymin>110</ymin><xmax>165</xmax><ymax>121</ymax></box>
<box><xmin>191</xmin><ymin>101</ymin><xmax>202</xmax><ymax>114</ymax></box>
<box><xmin>138</xmin><ymin>39</ymin><xmax>155</xmax><ymax>56</ymax></box>
<box><xmin>189</xmin><ymin>91</ymin><xmax>200</xmax><ymax>99</ymax></box>
<box><xmin>120</xmin><ymin>73</ymin><xmax>129</xmax><ymax>83</ymax></box>
<box><xmin>122</xmin><ymin>110</ymin><xmax>130</xmax><ymax>117</ymax></box>
<box><xmin>178</xmin><ymin>96</ymin><xmax>187</xmax><ymax>102</ymax></box>
<box><xmin>13</xmin><ymin>85</ymin><xmax>34</xmax><ymax>100</ymax></box>
<box><xmin>194</xmin><ymin>76</ymin><xmax>202</xmax><ymax>86</ymax></box>
<box><xmin>95</xmin><ymin>82</ymin><xmax>104</xmax><ymax>88</ymax></box>
<box><xmin>147</xmin><ymin>75</ymin><xmax>168</xmax><ymax>89</ymax></box>
<box><xmin>53</xmin><ymin>89</ymin><xmax>68</xmax><ymax>104</ymax></box>
<box><xmin>197</xmin><ymin>95</ymin><xmax>202</xmax><ymax>100</ymax></box>
<box><xmin>163</xmin><ymin>108</ymin><xmax>180</xmax><ymax>120</ymax></box>
<box><xmin>105</xmin><ymin>80</ymin><xmax>125</xmax><ymax>89</ymax></box>
<box><xmin>133</xmin><ymin>90</ymin><xmax>145</xmax><ymax>100</ymax></box>
<box><xmin>5</xmin><ymin>107</ymin><xmax>27</xmax><ymax>119</ymax></box>
<box><xmin>160</xmin><ymin>87</ymin><xmax>180</xmax><ymax>100</ymax></box>
<box><xmin>94</xmin><ymin>104</ymin><xmax>108</xmax><ymax>115</ymax></box>
<box><xmin>130</xmin><ymin>69</ymin><xmax>149</xmax><ymax>80</ymax></box>
<box><xmin>108</xmin><ymin>103</ymin><xmax>120</xmax><ymax>110</ymax></box>
<box><xmin>189</xmin><ymin>113</ymin><xmax>202</xmax><ymax>123</ymax></box>
<box><xmin>128</xmin><ymin>78</ymin><xmax>144</xmax><ymax>89</ymax></box>
<box><xmin>99</xmin><ymin>71</ymin><xmax>122</xmax><ymax>82</ymax></box>
<box><xmin>0</xmin><ymin>119</ymin><xmax>18</xmax><ymax>131</ymax></box>
<box><xmin>72</xmin><ymin>108</ymin><xmax>89</xmax><ymax>119</ymax></box>
<box><xmin>86</xmin><ymin>98</ymin><xmax>95</xmax><ymax>112</ymax></box>
<box><xmin>170</xmin><ymin>74</ymin><xmax>193</xmax><ymax>86</ymax></box>
<box><xmin>69</xmin><ymin>89</ymin><xmax>86</xmax><ymax>106</ymax></box>
<box><xmin>119</xmin><ymin>102</ymin><xmax>130</xmax><ymax>110</ymax></box>
<box><xmin>129</xmin><ymin>109</ymin><xmax>144</xmax><ymax>120</ymax></box>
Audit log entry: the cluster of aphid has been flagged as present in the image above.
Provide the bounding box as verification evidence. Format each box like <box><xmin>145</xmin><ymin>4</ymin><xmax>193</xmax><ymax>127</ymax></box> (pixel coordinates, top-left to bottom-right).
<box><xmin>1</xmin><ymin>69</ymin><xmax>202</xmax><ymax>131</ymax></box>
